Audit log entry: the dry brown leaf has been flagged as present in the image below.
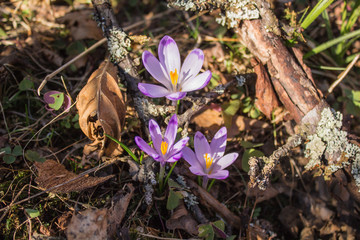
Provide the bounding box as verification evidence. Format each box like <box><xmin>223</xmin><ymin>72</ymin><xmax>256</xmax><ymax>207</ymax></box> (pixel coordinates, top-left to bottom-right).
<box><xmin>35</xmin><ymin>160</ymin><xmax>114</xmax><ymax>193</ymax></box>
<box><xmin>76</xmin><ymin>60</ymin><xmax>126</xmax><ymax>160</ymax></box>
<box><xmin>252</xmin><ymin>58</ymin><xmax>280</xmax><ymax>119</ymax></box>
<box><xmin>107</xmin><ymin>184</ymin><xmax>135</xmax><ymax>237</ymax></box>
<box><xmin>166</xmin><ymin>202</ymin><xmax>198</xmax><ymax>235</ymax></box>
<box><xmin>66</xmin><ymin>208</ymin><xmax>108</xmax><ymax>240</ymax></box>
<box><xmin>57</xmin><ymin>10</ymin><xmax>103</xmax><ymax>41</ymax></box>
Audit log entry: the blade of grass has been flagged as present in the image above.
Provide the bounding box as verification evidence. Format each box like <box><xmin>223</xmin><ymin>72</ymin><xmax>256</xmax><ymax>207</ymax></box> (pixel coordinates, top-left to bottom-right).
<box><xmin>304</xmin><ymin>28</ymin><xmax>360</xmax><ymax>58</ymax></box>
<box><xmin>106</xmin><ymin>134</ymin><xmax>139</xmax><ymax>163</ymax></box>
<box><xmin>301</xmin><ymin>0</ymin><xmax>335</xmax><ymax>30</ymax></box>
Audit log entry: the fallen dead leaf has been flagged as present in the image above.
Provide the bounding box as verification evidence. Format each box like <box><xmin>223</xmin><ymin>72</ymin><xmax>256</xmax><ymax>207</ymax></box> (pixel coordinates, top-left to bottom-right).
<box><xmin>35</xmin><ymin>160</ymin><xmax>114</xmax><ymax>193</ymax></box>
<box><xmin>166</xmin><ymin>202</ymin><xmax>198</xmax><ymax>235</ymax></box>
<box><xmin>107</xmin><ymin>184</ymin><xmax>135</xmax><ymax>237</ymax></box>
<box><xmin>57</xmin><ymin>10</ymin><xmax>103</xmax><ymax>41</ymax></box>
<box><xmin>278</xmin><ymin>206</ymin><xmax>302</xmax><ymax>237</ymax></box>
<box><xmin>252</xmin><ymin>58</ymin><xmax>280</xmax><ymax>119</ymax></box>
<box><xmin>66</xmin><ymin>208</ymin><xmax>108</xmax><ymax>240</ymax></box>
<box><xmin>76</xmin><ymin>60</ymin><xmax>126</xmax><ymax>161</ymax></box>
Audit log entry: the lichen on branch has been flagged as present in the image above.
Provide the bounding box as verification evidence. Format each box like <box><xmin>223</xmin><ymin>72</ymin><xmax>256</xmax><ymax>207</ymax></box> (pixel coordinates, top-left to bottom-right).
<box><xmin>167</xmin><ymin>0</ymin><xmax>260</xmax><ymax>28</ymax></box>
<box><xmin>304</xmin><ymin>108</ymin><xmax>360</xmax><ymax>188</ymax></box>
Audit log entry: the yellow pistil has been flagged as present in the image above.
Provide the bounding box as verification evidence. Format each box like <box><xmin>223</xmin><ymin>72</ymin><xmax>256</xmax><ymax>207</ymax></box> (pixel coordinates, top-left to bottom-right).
<box><xmin>169</xmin><ymin>69</ymin><xmax>178</xmax><ymax>87</ymax></box>
<box><xmin>204</xmin><ymin>153</ymin><xmax>213</xmax><ymax>169</ymax></box>
<box><xmin>161</xmin><ymin>141</ymin><xmax>168</xmax><ymax>155</ymax></box>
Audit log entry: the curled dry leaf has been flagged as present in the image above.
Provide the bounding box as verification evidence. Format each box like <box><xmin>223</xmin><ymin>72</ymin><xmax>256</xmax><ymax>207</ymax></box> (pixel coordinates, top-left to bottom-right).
<box><xmin>76</xmin><ymin>60</ymin><xmax>126</xmax><ymax>160</ymax></box>
<box><xmin>35</xmin><ymin>160</ymin><xmax>114</xmax><ymax>193</ymax></box>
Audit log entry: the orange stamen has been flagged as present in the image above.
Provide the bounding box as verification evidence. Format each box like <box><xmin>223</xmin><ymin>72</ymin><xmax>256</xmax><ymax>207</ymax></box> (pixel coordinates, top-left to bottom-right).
<box><xmin>204</xmin><ymin>153</ymin><xmax>213</xmax><ymax>169</ymax></box>
<box><xmin>170</xmin><ymin>69</ymin><xmax>178</xmax><ymax>86</ymax></box>
<box><xmin>161</xmin><ymin>141</ymin><xmax>168</xmax><ymax>155</ymax></box>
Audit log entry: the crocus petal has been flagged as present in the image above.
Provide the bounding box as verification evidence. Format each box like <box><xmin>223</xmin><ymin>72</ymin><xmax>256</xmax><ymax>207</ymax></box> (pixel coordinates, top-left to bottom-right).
<box><xmin>189</xmin><ymin>165</ymin><xmax>206</xmax><ymax>176</ymax></box>
<box><xmin>182</xmin><ymin>147</ymin><xmax>203</xmax><ymax>171</ymax></box>
<box><xmin>138</xmin><ymin>83</ymin><xmax>170</xmax><ymax>98</ymax></box>
<box><xmin>142</xmin><ymin>51</ymin><xmax>171</xmax><ymax>89</ymax></box>
<box><xmin>179</xmin><ymin>49</ymin><xmax>204</xmax><ymax>85</ymax></box>
<box><xmin>210</xmin><ymin>127</ymin><xmax>227</xmax><ymax>160</ymax></box>
<box><xmin>149</xmin><ymin>119</ymin><xmax>163</xmax><ymax>154</ymax></box>
<box><xmin>135</xmin><ymin>136</ymin><xmax>160</xmax><ymax>161</ymax></box>
<box><xmin>166</xmin><ymin>151</ymin><xmax>183</xmax><ymax>163</ymax></box>
<box><xmin>164</xmin><ymin>114</ymin><xmax>178</xmax><ymax>148</ymax></box>
<box><xmin>194</xmin><ymin>131</ymin><xmax>211</xmax><ymax>169</ymax></box>
<box><xmin>215</xmin><ymin>153</ymin><xmax>238</xmax><ymax>169</ymax></box>
<box><xmin>167</xmin><ymin>137</ymin><xmax>189</xmax><ymax>157</ymax></box>
<box><xmin>158</xmin><ymin>36</ymin><xmax>181</xmax><ymax>77</ymax></box>
<box><xmin>166</xmin><ymin>92</ymin><xmax>187</xmax><ymax>101</ymax></box>
<box><xmin>208</xmin><ymin>169</ymin><xmax>229</xmax><ymax>179</ymax></box>
<box><xmin>180</xmin><ymin>70</ymin><xmax>212</xmax><ymax>92</ymax></box>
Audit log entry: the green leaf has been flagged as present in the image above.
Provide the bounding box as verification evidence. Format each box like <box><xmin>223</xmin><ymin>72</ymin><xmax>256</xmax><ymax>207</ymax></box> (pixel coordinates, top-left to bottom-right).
<box><xmin>241</xmin><ymin>141</ymin><xmax>264</xmax><ymax>149</ymax></box>
<box><xmin>48</xmin><ymin>93</ymin><xmax>64</xmax><ymax>111</ymax></box>
<box><xmin>198</xmin><ymin>224</ymin><xmax>214</xmax><ymax>240</ymax></box>
<box><xmin>304</xmin><ymin>29</ymin><xmax>360</xmax><ymax>58</ymax></box>
<box><xmin>223</xmin><ymin>100</ymin><xmax>241</xmax><ymax>116</ymax></box>
<box><xmin>167</xmin><ymin>179</ymin><xmax>182</xmax><ymax>189</ymax></box>
<box><xmin>66</xmin><ymin>41</ymin><xmax>86</xmax><ymax>56</ymax></box>
<box><xmin>242</xmin><ymin>149</ymin><xmax>264</xmax><ymax>172</ymax></box>
<box><xmin>226</xmin><ymin>236</ymin><xmax>237</xmax><ymax>240</ymax></box>
<box><xmin>250</xmin><ymin>107</ymin><xmax>260</xmax><ymax>119</ymax></box>
<box><xmin>3</xmin><ymin>155</ymin><xmax>16</xmax><ymax>164</ymax></box>
<box><xmin>166</xmin><ymin>190</ymin><xmax>182</xmax><ymax>210</ymax></box>
<box><xmin>349</xmin><ymin>90</ymin><xmax>360</xmax><ymax>107</ymax></box>
<box><xmin>1</xmin><ymin>147</ymin><xmax>11</xmax><ymax>155</ymax></box>
<box><xmin>0</xmin><ymin>27</ymin><xmax>7</xmax><ymax>37</ymax></box>
<box><xmin>25</xmin><ymin>150</ymin><xmax>46</xmax><ymax>163</ymax></box>
<box><xmin>212</xmin><ymin>220</ymin><xmax>227</xmax><ymax>238</ymax></box>
<box><xmin>300</xmin><ymin>0</ymin><xmax>334</xmax><ymax>30</ymax></box>
<box><xmin>12</xmin><ymin>145</ymin><xmax>23</xmax><ymax>156</ymax></box>
<box><xmin>25</xmin><ymin>208</ymin><xmax>40</xmax><ymax>218</ymax></box>
<box><xmin>19</xmin><ymin>77</ymin><xmax>34</xmax><ymax>91</ymax></box>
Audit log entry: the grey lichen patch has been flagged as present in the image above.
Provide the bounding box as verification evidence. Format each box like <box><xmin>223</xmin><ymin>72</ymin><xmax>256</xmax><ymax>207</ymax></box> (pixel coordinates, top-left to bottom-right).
<box><xmin>215</xmin><ymin>0</ymin><xmax>260</xmax><ymax>28</ymax></box>
<box><xmin>304</xmin><ymin>107</ymin><xmax>360</xmax><ymax>189</ymax></box>
<box><xmin>168</xmin><ymin>0</ymin><xmax>259</xmax><ymax>28</ymax></box>
<box><xmin>107</xmin><ymin>27</ymin><xmax>131</xmax><ymax>63</ymax></box>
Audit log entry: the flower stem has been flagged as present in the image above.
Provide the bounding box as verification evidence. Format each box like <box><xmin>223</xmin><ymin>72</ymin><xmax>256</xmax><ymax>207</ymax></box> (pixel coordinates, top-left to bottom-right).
<box><xmin>164</xmin><ymin>161</ymin><xmax>177</xmax><ymax>187</ymax></box>
<box><xmin>159</xmin><ymin>164</ymin><xmax>165</xmax><ymax>192</ymax></box>
<box><xmin>202</xmin><ymin>176</ymin><xmax>209</xmax><ymax>189</ymax></box>
<box><xmin>175</xmin><ymin>100</ymin><xmax>180</xmax><ymax>115</ymax></box>
<box><xmin>207</xmin><ymin>179</ymin><xmax>216</xmax><ymax>192</ymax></box>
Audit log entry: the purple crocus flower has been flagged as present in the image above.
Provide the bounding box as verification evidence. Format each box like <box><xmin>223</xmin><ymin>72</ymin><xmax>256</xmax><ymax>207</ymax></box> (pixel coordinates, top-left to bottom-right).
<box><xmin>182</xmin><ymin>127</ymin><xmax>238</xmax><ymax>180</ymax></box>
<box><xmin>139</xmin><ymin>35</ymin><xmax>212</xmax><ymax>100</ymax></box>
<box><xmin>135</xmin><ymin>114</ymin><xmax>189</xmax><ymax>166</ymax></box>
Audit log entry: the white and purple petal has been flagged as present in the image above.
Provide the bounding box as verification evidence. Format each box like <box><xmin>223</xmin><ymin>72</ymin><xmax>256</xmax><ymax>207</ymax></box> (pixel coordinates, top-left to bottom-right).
<box><xmin>138</xmin><ymin>83</ymin><xmax>171</xmax><ymax>98</ymax></box>
<box><xmin>210</xmin><ymin>127</ymin><xmax>227</xmax><ymax>160</ymax></box>
<box><xmin>215</xmin><ymin>153</ymin><xmax>238</xmax><ymax>169</ymax></box>
<box><xmin>134</xmin><ymin>136</ymin><xmax>160</xmax><ymax>161</ymax></box>
<box><xmin>142</xmin><ymin>51</ymin><xmax>171</xmax><ymax>89</ymax></box>
<box><xmin>180</xmin><ymin>70</ymin><xmax>212</xmax><ymax>92</ymax></box>
<box><xmin>179</xmin><ymin>49</ymin><xmax>204</xmax><ymax>85</ymax></box>
<box><xmin>194</xmin><ymin>131</ymin><xmax>211</xmax><ymax>169</ymax></box>
<box><xmin>166</xmin><ymin>151</ymin><xmax>183</xmax><ymax>163</ymax></box>
<box><xmin>164</xmin><ymin>114</ymin><xmax>178</xmax><ymax>148</ymax></box>
<box><xmin>208</xmin><ymin>169</ymin><xmax>229</xmax><ymax>180</ymax></box>
<box><xmin>167</xmin><ymin>137</ymin><xmax>189</xmax><ymax>157</ymax></box>
<box><xmin>158</xmin><ymin>36</ymin><xmax>181</xmax><ymax>77</ymax></box>
<box><xmin>166</xmin><ymin>92</ymin><xmax>187</xmax><ymax>101</ymax></box>
<box><xmin>189</xmin><ymin>165</ymin><xmax>206</xmax><ymax>176</ymax></box>
<box><xmin>182</xmin><ymin>147</ymin><xmax>203</xmax><ymax>170</ymax></box>
<box><xmin>149</xmin><ymin>119</ymin><xmax>163</xmax><ymax>155</ymax></box>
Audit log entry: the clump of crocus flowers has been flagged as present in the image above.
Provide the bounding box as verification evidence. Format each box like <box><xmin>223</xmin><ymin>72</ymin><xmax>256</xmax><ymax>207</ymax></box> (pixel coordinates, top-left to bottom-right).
<box><xmin>135</xmin><ymin>35</ymin><xmax>237</xmax><ymax>191</ymax></box>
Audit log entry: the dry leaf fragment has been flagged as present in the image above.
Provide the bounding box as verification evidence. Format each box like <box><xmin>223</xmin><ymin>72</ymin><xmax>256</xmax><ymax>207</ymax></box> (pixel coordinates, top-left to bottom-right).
<box><xmin>35</xmin><ymin>160</ymin><xmax>114</xmax><ymax>193</ymax></box>
<box><xmin>252</xmin><ymin>58</ymin><xmax>280</xmax><ymax>119</ymax></box>
<box><xmin>76</xmin><ymin>60</ymin><xmax>126</xmax><ymax>160</ymax></box>
<box><xmin>66</xmin><ymin>208</ymin><xmax>108</xmax><ymax>240</ymax></box>
<box><xmin>166</xmin><ymin>202</ymin><xmax>198</xmax><ymax>235</ymax></box>
<box><xmin>107</xmin><ymin>184</ymin><xmax>135</xmax><ymax>237</ymax></box>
